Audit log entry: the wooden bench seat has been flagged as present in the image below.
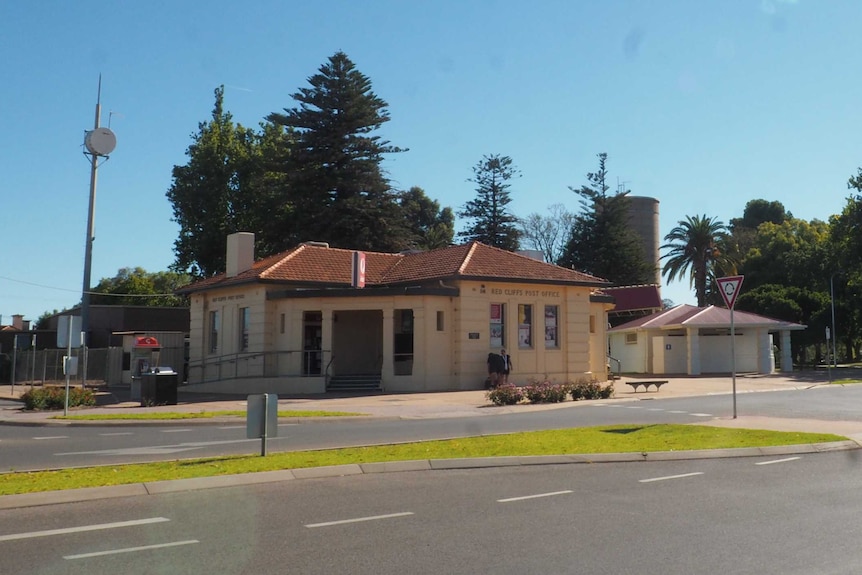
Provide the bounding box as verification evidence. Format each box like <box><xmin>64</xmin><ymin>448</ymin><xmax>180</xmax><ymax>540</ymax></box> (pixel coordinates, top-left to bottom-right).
<box><xmin>625</xmin><ymin>380</ymin><xmax>668</xmax><ymax>392</ymax></box>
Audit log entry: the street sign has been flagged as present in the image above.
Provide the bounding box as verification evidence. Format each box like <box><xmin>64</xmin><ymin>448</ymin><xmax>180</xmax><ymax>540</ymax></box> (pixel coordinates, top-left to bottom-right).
<box><xmin>247</xmin><ymin>393</ymin><xmax>278</xmax><ymax>456</ymax></box>
<box><xmin>716</xmin><ymin>275</ymin><xmax>744</xmax><ymax>309</ymax></box>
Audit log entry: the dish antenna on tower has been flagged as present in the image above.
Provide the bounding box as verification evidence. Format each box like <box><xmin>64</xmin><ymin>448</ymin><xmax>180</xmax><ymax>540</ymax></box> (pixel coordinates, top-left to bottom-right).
<box><xmin>84</xmin><ymin>126</ymin><xmax>116</xmax><ymax>157</ymax></box>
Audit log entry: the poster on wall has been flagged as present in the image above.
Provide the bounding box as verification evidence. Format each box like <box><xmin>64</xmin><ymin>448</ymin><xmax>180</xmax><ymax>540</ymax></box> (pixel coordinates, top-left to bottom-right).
<box><xmin>519</xmin><ymin>326</ymin><xmax>531</xmax><ymax>348</ymax></box>
<box><xmin>490</xmin><ymin>304</ymin><xmax>502</xmax><ymax>323</ymax></box>
<box><xmin>490</xmin><ymin>303</ymin><xmax>503</xmax><ymax>347</ymax></box>
<box><xmin>544</xmin><ymin>307</ymin><xmax>558</xmax><ymax>348</ymax></box>
<box><xmin>490</xmin><ymin>324</ymin><xmax>503</xmax><ymax>347</ymax></box>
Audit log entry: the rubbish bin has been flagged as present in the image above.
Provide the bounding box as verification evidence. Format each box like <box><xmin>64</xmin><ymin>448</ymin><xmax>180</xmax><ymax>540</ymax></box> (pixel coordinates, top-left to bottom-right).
<box><xmin>140</xmin><ymin>367</ymin><xmax>178</xmax><ymax>406</ymax></box>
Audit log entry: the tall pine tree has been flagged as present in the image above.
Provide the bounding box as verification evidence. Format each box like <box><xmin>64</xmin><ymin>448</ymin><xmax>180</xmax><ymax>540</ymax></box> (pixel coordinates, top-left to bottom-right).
<box><xmin>558</xmin><ymin>153</ymin><xmax>652</xmax><ymax>285</ymax></box>
<box><xmin>167</xmin><ymin>86</ymin><xmax>260</xmax><ymax>277</ymax></box>
<box><xmin>266</xmin><ymin>51</ymin><xmax>410</xmax><ymax>252</ymax></box>
<box><xmin>458</xmin><ymin>154</ymin><xmax>521</xmax><ymax>250</ymax></box>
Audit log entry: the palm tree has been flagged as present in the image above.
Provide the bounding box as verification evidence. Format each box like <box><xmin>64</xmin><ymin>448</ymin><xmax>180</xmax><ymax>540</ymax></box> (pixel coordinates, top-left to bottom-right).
<box><xmin>661</xmin><ymin>215</ymin><xmax>733</xmax><ymax>307</ymax></box>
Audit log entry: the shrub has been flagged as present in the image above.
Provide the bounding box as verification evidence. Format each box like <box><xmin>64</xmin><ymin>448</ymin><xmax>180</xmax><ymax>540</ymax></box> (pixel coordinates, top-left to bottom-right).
<box><xmin>523</xmin><ymin>379</ymin><xmax>569</xmax><ymax>404</ymax></box>
<box><xmin>21</xmin><ymin>386</ymin><xmax>96</xmax><ymax>411</ymax></box>
<box><xmin>570</xmin><ymin>378</ymin><xmax>614</xmax><ymax>401</ymax></box>
<box><xmin>486</xmin><ymin>383</ymin><xmax>524</xmax><ymax>406</ymax></box>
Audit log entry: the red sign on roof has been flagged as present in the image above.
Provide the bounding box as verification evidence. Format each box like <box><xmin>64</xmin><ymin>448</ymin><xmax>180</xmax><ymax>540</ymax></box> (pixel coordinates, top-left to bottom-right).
<box><xmin>134</xmin><ymin>336</ymin><xmax>160</xmax><ymax>348</ymax></box>
<box><xmin>716</xmin><ymin>276</ymin><xmax>744</xmax><ymax>309</ymax></box>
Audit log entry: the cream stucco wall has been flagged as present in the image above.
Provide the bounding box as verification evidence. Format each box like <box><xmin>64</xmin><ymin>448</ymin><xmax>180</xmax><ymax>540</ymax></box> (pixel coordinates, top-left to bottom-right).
<box><xmin>186</xmin><ymin>278</ymin><xmax>605</xmax><ymax>394</ymax></box>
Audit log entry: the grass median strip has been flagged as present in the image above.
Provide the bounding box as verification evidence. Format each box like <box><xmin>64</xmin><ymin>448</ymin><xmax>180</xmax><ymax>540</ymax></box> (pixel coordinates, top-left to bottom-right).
<box><xmin>0</xmin><ymin>424</ymin><xmax>846</xmax><ymax>496</ymax></box>
<box><xmin>52</xmin><ymin>410</ymin><xmax>366</xmax><ymax>421</ymax></box>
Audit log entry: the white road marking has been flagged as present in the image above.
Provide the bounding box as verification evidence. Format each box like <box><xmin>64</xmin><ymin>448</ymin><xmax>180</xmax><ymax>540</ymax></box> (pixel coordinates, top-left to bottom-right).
<box><xmin>99</xmin><ymin>432</ymin><xmax>134</xmax><ymax>436</ymax></box>
<box><xmin>218</xmin><ymin>425</ymin><xmax>245</xmax><ymax>430</ymax></box>
<box><xmin>647</xmin><ymin>408</ymin><xmax>665</xmax><ymax>412</ymax></box>
<box><xmin>755</xmin><ymin>457</ymin><xmax>801</xmax><ymax>466</ymax></box>
<box><xmin>623</xmin><ymin>406</ymin><xmax>643</xmax><ymax>409</ymax></box>
<box><xmin>667</xmin><ymin>410</ymin><xmax>687</xmax><ymax>414</ymax></box>
<box><xmin>305</xmin><ymin>512</ymin><xmax>414</xmax><ymax>528</ymax></box>
<box><xmin>639</xmin><ymin>472</ymin><xmax>704</xmax><ymax>483</ymax></box>
<box><xmin>160</xmin><ymin>429</ymin><xmax>193</xmax><ymax>433</ymax></box>
<box><xmin>498</xmin><ymin>490</ymin><xmax>573</xmax><ymax>503</ymax></box>
<box><xmin>0</xmin><ymin>517</ymin><xmax>170</xmax><ymax>542</ymax></box>
<box><xmin>64</xmin><ymin>540</ymin><xmax>199</xmax><ymax>559</ymax></box>
<box><xmin>690</xmin><ymin>413</ymin><xmax>713</xmax><ymax>417</ymax></box>
<box><xmin>56</xmin><ymin>438</ymin><xmax>260</xmax><ymax>456</ymax></box>
<box><xmin>33</xmin><ymin>436</ymin><xmax>69</xmax><ymax>440</ymax></box>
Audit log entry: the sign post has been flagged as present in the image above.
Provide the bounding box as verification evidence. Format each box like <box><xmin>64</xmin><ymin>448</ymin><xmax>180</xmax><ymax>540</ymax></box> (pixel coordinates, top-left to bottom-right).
<box><xmin>716</xmin><ymin>275</ymin><xmax>744</xmax><ymax>419</ymax></box>
<box><xmin>247</xmin><ymin>394</ymin><xmax>278</xmax><ymax>456</ymax></box>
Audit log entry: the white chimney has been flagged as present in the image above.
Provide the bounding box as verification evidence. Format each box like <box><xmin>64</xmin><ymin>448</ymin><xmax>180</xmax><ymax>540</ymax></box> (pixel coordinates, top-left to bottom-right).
<box><xmin>226</xmin><ymin>232</ymin><xmax>255</xmax><ymax>277</ymax></box>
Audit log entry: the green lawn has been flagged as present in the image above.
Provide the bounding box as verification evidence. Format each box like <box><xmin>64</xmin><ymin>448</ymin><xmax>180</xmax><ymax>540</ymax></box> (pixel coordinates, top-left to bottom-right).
<box><xmin>0</xmin><ymin>424</ymin><xmax>846</xmax><ymax>496</ymax></box>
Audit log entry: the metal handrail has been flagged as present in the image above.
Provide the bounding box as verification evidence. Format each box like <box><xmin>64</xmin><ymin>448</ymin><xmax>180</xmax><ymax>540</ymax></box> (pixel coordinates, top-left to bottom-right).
<box><xmin>607</xmin><ymin>355</ymin><xmax>622</xmax><ymax>380</ymax></box>
<box><xmin>325</xmin><ymin>355</ymin><xmax>335</xmax><ymax>388</ymax></box>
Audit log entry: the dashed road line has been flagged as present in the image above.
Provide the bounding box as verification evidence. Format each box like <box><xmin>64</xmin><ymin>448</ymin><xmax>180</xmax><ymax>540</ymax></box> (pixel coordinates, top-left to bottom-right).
<box><xmin>639</xmin><ymin>472</ymin><xmax>704</xmax><ymax>483</ymax></box>
<box><xmin>0</xmin><ymin>517</ymin><xmax>170</xmax><ymax>542</ymax></box>
<box><xmin>755</xmin><ymin>457</ymin><xmax>801</xmax><ymax>466</ymax></box>
<box><xmin>33</xmin><ymin>436</ymin><xmax>69</xmax><ymax>440</ymax></box>
<box><xmin>690</xmin><ymin>413</ymin><xmax>713</xmax><ymax>417</ymax></box>
<box><xmin>64</xmin><ymin>540</ymin><xmax>199</xmax><ymax>560</ymax></box>
<box><xmin>305</xmin><ymin>512</ymin><xmax>414</xmax><ymax>528</ymax></box>
<box><xmin>498</xmin><ymin>490</ymin><xmax>573</xmax><ymax>503</ymax></box>
<box><xmin>99</xmin><ymin>432</ymin><xmax>134</xmax><ymax>436</ymax></box>
<box><xmin>160</xmin><ymin>429</ymin><xmax>193</xmax><ymax>433</ymax></box>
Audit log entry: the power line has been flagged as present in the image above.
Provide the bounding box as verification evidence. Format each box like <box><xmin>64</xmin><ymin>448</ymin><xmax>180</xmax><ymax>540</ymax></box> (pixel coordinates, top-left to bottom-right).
<box><xmin>0</xmin><ymin>276</ymin><xmax>180</xmax><ymax>298</ymax></box>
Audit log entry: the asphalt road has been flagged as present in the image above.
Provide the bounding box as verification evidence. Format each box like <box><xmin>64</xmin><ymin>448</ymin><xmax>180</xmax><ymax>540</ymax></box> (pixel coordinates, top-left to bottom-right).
<box><xmin>3</xmin><ymin>450</ymin><xmax>862</xmax><ymax>574</ymax></box>
<box><xmin>3</xmin><ymin>386</ymin><xmax>862</xmax><ymax>472</ymax></box>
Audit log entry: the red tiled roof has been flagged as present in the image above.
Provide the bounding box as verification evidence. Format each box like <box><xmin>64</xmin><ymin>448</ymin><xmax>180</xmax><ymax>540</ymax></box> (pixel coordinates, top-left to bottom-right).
<box><xmin>609</xmin><ymin>304</ymin><xmax>806</xmax><ymax>332</ymax></box>
<box><xmin>177</xmin><ymin>241</ymin><xmax>609</xmax><ymax>294</ymax></box>
<box><xmin>604</xmin><ymin>285</ymin><xmax>663</xmax><ymax>313</ymax></box>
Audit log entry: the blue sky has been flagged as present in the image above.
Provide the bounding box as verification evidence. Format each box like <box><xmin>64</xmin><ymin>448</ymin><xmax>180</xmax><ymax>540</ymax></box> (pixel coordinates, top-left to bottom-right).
<box><xmin>2</xmin><ymin>0</ymin><xmax>859</xmax><ymax>326</ymax></box>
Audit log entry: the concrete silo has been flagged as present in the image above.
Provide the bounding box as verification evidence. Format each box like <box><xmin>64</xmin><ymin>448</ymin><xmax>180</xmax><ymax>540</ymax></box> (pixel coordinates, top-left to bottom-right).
<box><xmin>626</xmin><ymin>196</ymin><xmax>661</xmax><ymax>286</ymax></box>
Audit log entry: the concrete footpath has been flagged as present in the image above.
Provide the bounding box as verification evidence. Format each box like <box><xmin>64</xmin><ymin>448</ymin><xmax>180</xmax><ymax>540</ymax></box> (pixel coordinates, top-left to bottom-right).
<box><xmin>2</xmin><ymin>372</ymin><xmax>861</xmax><ymax>510</ymax></box>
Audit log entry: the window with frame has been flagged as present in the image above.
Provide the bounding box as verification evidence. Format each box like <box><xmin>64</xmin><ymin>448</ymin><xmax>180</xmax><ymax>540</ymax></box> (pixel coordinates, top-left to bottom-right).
<box><xmin>625</xmin><ymin>332</ymin><xmax>638</xmax><ymax>345</ymax></box>
<box><xmin>239</xmin><ymin>307</ymin><xmax>250</xmax><ymax>351</ymax></box>
<box><xmin>490</xmin><ymin>303</ymin><xmax>505</xmax><ymax>347</ymax></box>
<box><xmin>518</xmin><ymin>304</ymin><xmax>533</xmax><ymax>349</ymax></box>
<box><xmin>436</xmin><ymin>311</ymin><xmax>444</xmax><ymax>331</ymax></box>
<box><xmin>209</xmin><ymin>310</ymin><xmax>220</xmax><ymax>354</ymax></box>
<box><xmin>544</xmin><ymin>305</ymin><xmax>559</xmax><ymax>348</ymax></box>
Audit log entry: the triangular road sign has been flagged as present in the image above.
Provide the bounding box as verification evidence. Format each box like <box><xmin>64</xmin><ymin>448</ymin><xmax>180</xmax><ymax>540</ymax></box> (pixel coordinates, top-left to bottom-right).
<box><xmin>716</xmin><ymin>275</ymin><xmax>744</xmax><ymax>309</ymax></box>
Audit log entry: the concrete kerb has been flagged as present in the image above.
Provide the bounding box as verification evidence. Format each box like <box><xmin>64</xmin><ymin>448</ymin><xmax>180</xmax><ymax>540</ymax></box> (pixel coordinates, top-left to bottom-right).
<box><xmin>3</xmin><ymin>441</ymin><xmax>859</xmax><ymax>510</ymax></box>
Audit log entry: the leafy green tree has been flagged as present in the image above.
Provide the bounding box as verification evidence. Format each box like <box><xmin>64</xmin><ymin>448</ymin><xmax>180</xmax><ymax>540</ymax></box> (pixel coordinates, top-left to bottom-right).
<box><xmin>266</xmin><ymin>51</ymin><xmax>410</xmax><ymax>252</ymax></box>
<box><xmin>728</xmin><ymin>199</ymin><xmax>792</xmax><ymax>261</ymax></box>
<box><xmin>520</xmin><ymin>203</ymin><xmax>575</xmax><ymax>263</ymax></box>
<box><xmin>736</xmin><ymin>284</ymin><xmax>829</xmax><ymax>363</ymax></box>
<box><xmin>89</xmin><ymin>268</ymin><xmax>191</xmax><ymax>307</ymax></box>
<box><xmin>34</xmin><ymin>310</ymin><xmax>60</xmax><ymax>330</ymax></box>
<box><xmin>739</xmin><ymin>217</ymin><xmax>829</xmax><ymax>292</ymax></box>
<box><xmin>558</xmin><ymin>153</ymin><xmax>652</xmax><ymax>285</ymax></box>
<box><xmin>457</xmin><ymin>154</ymin><xmax>521</xmax><ymax>250</ymax></box>
<box><xmin>823</xmin><ymin>172</ymin><xmax>862</xmax><ymax>361</ymax></box>
<box><xmin>398</xmin><ymin>186</ymin><xmax>454</xmax><ymax>250</ymax></box>
<box><xmin>661</xmin><ymin>214</ymin><xmax>732</xmax><ymax>307</ymax></box>
<box><xmin>166</xmin><ymin>86</ymin><xmax>262</xmax><ymax>277</ymax></box>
